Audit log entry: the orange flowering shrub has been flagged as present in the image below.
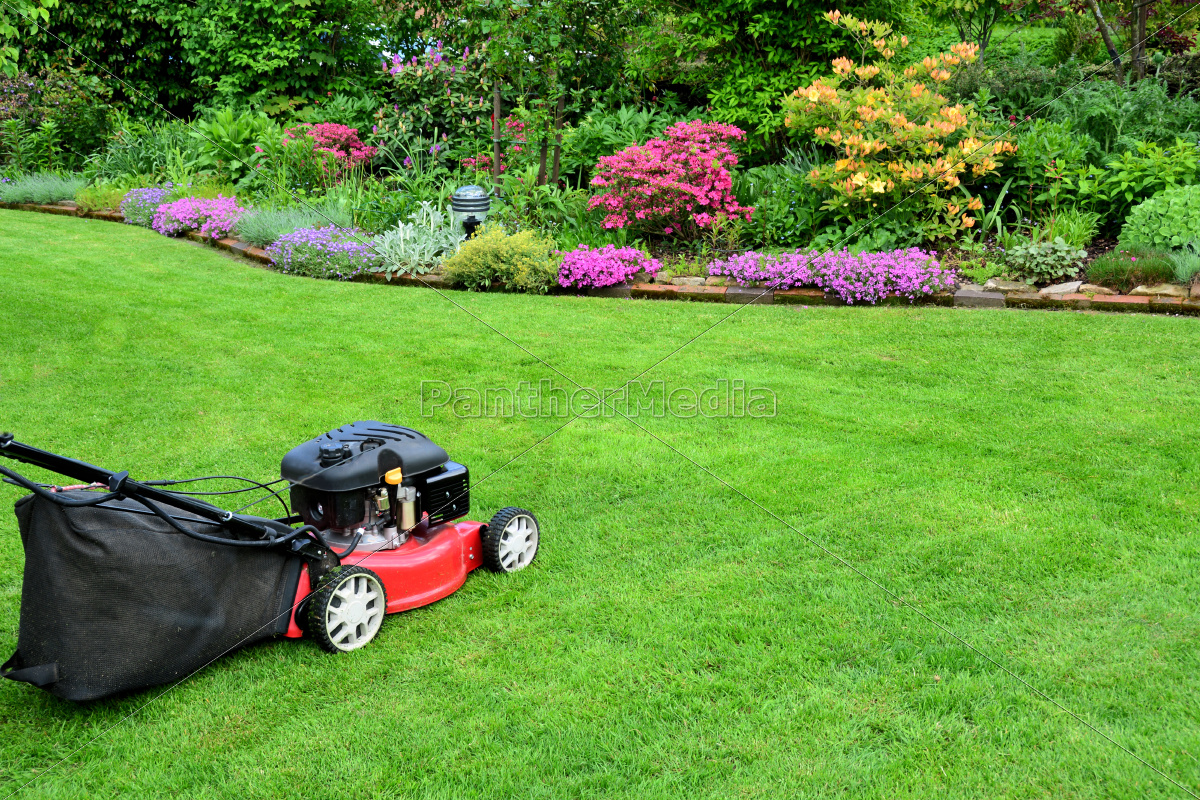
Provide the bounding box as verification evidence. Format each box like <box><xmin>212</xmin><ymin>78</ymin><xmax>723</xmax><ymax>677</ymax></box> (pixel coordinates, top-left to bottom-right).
<box><xmin>783</xmin><ymin>10</ymin><xmax>1017</xmax><ymax>242</ymax></box>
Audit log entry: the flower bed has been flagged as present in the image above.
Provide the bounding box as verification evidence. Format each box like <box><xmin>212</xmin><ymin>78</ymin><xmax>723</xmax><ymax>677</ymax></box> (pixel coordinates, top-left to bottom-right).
<box><xmin>121</xmin><ymin>186</ymin><xmax>175</xmax><ymax>228</ymax></box>
<box><xmin>557</xmin><ymin>244</ymin><xmax>662</xmax><ymax>289</ymax></box>
<box><xmin>265</xmin><ymin>226</ymin><xmax>381</xmax><ymax>280</ymax></box>
<box><xmin>707</xmin><ymin>248</ymin><xmax>956</xmax><ymax>304</ymax></box>
<box><xmin>152</xmin><ymin>195</ymin><xmax>245</xmax><ymax>239</ymax></box>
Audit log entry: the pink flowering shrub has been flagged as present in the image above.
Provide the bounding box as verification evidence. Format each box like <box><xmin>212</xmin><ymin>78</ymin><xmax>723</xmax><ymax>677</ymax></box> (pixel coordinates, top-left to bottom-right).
<box><xmin>588</xmin><ymin>120</ymin><xmax>754</xmax><ymax>240</ymax></box>
<box><xmin>557</xmin><ymin>245</ymin><xmax>663</xmax><ymax>288</ymax></box>
<box><xmin>282</xmin><ymin>123</ymin><xmax>378</xmax><ymax>169</ymax></box>
<box><xmin>152</xmin><ymin>196</ymin><xmax>245</xmax><ymax>239</ymax></box>
<box><xmin>708</xmin><ymin>248</ymin><xmax>956</xmax><ymax>304</ymax></box>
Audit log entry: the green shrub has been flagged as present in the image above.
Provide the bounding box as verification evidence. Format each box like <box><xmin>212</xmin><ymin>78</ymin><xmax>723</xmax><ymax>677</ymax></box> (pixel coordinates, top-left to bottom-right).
<box><xmin>1049</xmin><ymin>79</ymin><xmax>1200</xmax><ymax>155</ymax></box>
<box><xmin>1004</xmin><ymin>236</ymin><xmax>1087</xmax><ymax>284</ymax></box>
<box><xmin>74</xmin><ymin>182</ymin><xmax>129</xmax><ymax>212</ymax></box>
<box><xmin>1086</xmin><ymin>247</ymin><xmax>1175</xmax><ymax>292</ymax></box>
<box><xmin>169</xmin><ymin>176</ymin><xmax>237</xmax><ymax>201</ymax></box>
<box><xmin>1079</xmin><ymin>140</ymin><xmax>1200</xmax><ymax>230</ymax></box>
<box><xmin>234</xmin><ymin>202</ymin><xmax>354</xmax><ymax>248</ymax></box>
<box><xmin>1049</xmin><ymin>12</ymin><xmax>1103</xmax><ymax>65</ymax></box>
<box><xmin>190</xmin><ymin>108</ymin><xmax>281</xmax><ymax>185</ymax></box>
<box><xmin>1028</xmin><ymin>207</ymin><xmax>1101</xmax><ymax>248</ymax></box>
<box><xmin>1011</xmin><ymin>119</ymin><xmax>1099</xmax><ymax>204</ymax></box>
<box><xmin>948</xmin><ymin>49</ymin><xmax>1082</xmax><ymax>120</ymax></box>
<box><xmin>558</xmin><ymin>105</ymin><xmax>695</xmax><ymax>184</ymax></box>
<box><xmin>1120</xmin><ymin>183</ymin><xmax>1200</xmax><ymax>250</ymax></box>
<box><xmin>0</xmin><ymin>172</ymin><xmax>87</xmax><ymax>204</ymax></box>
<box><xmin>85</xmin><ymin>117</ymin><xmax>203</xmax><ymax>183</ymax></box>
<box><xmin>0</xmin><ymin>68</ymin><xmax>112</xmax><ymax>171</ymax></box>
<box><xmin>734</xmin><ymin>147</ymin><xmax>830</xmax><ymax>248</ymax></box>
<box><xmin>442</xmin><ymin>225</ymin><xmax>559</xmax><ymax>294</ymax></box>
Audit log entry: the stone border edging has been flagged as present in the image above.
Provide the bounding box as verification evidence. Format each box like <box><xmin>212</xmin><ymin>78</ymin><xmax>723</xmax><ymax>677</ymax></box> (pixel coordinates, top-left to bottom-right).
<box><xmin>3</xmin><ymin>201</ymin><xmax>1198</xmax><ymax>316</ymax></box>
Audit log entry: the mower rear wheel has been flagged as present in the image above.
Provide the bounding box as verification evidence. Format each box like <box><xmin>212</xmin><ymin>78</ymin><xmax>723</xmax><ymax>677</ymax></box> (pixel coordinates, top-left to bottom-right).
<box><xmin>307</xmin><ymin>566</ymin><xmax>387</xmax><ymax>653</ymax></box>
<box><xmin>483</xmin><ymin>507</ymin><xmax>540</xmax><ymax>573</ymax></box>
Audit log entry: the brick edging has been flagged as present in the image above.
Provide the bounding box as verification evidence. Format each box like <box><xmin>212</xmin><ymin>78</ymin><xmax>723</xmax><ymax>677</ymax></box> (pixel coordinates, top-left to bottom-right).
<box><xmin>3</xmin><ymin>201</ymin><xmax>1197</xmax><ymax>315</ymax></box>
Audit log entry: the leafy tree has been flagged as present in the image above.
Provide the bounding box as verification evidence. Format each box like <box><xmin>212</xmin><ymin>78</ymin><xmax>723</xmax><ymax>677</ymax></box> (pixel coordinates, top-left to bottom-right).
<box><xmin>0</xmin><ymin>0</ymin><xmax>56</xmax><ymax>77</ymax></box>
<box><xmin>919</xmin><ymin>0</ymin><xmax>1012</xmax><ymax>55</ymax></box>
<box><xmin>157</xmin><ymin>0</ymin><xmax>386</xmax><ymax>111</ymax></box>
<box><xmin>455</xmin><ymin>0</ymin><xmax>639</xmax><ymax>182</ymax></box>
<box><xmin>670</xmin><ymin>0</ymin><xmax>909</xmax><ymax>159</ymax></box>
<box><xmin>18</xmin><ymin>0</ymin><xmax>195</xmax><ymax>114</ymax></box>
<box><xmin>19</xmin><ymin>0</ymin><xmax>387</xmax><ymax>115</ymax></box>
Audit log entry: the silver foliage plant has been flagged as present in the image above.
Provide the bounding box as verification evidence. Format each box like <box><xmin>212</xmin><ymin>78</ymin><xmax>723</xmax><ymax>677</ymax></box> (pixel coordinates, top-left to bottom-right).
<box><xmin>372</xmin><ymin>202</ymin><xmax>465</xmax><ymax>277</ymax></box>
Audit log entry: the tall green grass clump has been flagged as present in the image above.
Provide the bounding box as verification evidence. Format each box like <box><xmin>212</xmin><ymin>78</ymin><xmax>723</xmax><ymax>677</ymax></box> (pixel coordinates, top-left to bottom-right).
<box><xmin>0</xmin><ymin>172</ymin><xmax>87</xmax><ymax>204</ymax></box>
<box><xmin>234</xmin><ymin>202</ymin><xmax>355</xmax><ymax>248</ymax></box>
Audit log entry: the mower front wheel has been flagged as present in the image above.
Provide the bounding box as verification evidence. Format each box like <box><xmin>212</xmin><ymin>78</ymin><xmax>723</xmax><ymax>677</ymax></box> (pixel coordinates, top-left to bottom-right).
<box><xmin>307</xmin><ymin>566</ymin><xmax>388</xmax><ymax>653</ymax></box>
<box><xmin>483</xmin><ymin>507</ymin><xmax>540</xmax><ymax>573</ymax></box>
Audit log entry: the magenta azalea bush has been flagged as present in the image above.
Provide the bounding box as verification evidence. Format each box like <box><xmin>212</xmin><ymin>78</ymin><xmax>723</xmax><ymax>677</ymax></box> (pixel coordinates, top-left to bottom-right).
<box><xmin>265</xmin><ymin>227</ymin><xmax>381</xmax><ymax>281</ymax></box>
<box><xmin>283</xmin><ymin>123</ymin><xmax>377</xmax><ymax>169</ymax></box>
<box><xmin>121</xmin><ymin>186</ymin><xmax>175</xmax><ymax>228</ymax></box>
<box><xmin>708</xmin><ymin>248</ymin><xmax>956</xmax><ymax>304</ymax></box>
<box><xmin>151</xmin><ymin>195</ymin><xmax>245</xmax><ymax>239</ymax></box>
<box><xmin>588</xmin><ymin>120</ymin><xmax>754</xmax><ymax>240</ymax></box>
<box><xmin>557</xmin><ymin>244</ymin><xmax>663</xmax><ymax>288</ymax></box>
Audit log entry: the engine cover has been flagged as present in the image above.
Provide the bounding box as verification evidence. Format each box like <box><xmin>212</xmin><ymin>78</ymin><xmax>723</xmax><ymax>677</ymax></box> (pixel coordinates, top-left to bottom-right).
<box><xmin>282</xmin><ymin>422</ymin><xmax>471</xmax><ymax>544</ymax></box>
<box><xmin>281</xmin><ymin>421</ymin><xmax>449</xmax><ymax>492</ymax></box>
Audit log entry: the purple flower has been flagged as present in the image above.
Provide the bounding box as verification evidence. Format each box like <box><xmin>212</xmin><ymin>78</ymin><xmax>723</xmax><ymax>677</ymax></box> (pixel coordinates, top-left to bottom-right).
<box><xmin>557</xmin><ymin>245</ymin><xmax>662</xmax><ymax>288</ymax></box>
<box><xmin>706</xmin><ymin>247</ymin><xmax>955</xmax><ymax>304</ymax></box>
<box><xmin>151</xmin><ymin>195</ymin><xmax>245</xmax><ymax>239</ymax></box>
<box><xmin>120</xmin><ymin>185</ymin><xmax>175</xmax><ymax>228</ymax></box>
<box><xmin>265</xmin><ymin>227</ymin><xmax>381</xmax><ymax>281</ymax></box>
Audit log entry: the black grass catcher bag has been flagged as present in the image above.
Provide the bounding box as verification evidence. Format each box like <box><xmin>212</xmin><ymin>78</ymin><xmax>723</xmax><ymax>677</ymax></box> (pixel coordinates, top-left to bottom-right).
<box><xmin>3</xmin><ymin>492</ymin><xmax>302</xmax><ymax>702</ymax></box>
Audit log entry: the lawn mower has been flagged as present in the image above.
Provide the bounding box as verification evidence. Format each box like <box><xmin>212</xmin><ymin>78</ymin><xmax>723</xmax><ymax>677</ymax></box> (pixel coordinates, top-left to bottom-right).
<box><xmin>0</xmin><ymin>422</ymin><xmax>540</xmax><ymax>701</ymax></box>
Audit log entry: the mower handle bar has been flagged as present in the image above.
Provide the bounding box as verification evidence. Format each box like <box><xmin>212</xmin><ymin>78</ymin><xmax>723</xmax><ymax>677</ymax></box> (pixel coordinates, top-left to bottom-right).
<box><xmin>2</xmin><ymin>432</ymin><xmax>276</xmax><ymax>540</ymax></box>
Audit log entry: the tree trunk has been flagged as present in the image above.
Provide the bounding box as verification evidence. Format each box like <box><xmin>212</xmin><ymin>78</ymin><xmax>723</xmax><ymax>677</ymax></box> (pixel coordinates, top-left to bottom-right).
<box><xmin>538</xmin><ymin>135</ymin><xmax>549</xmax><ymax>185</ymax></box>
<box><xmin>1087</xmin><ymin>0</ymin><xmax>1125</xmax><ymax>87</ymax></box>
<box><xmin>1134</xmin><ymin>1</ymin><xmax>1149</xmax><ymax>82</ymax></box>
<box><xmin>550</xmin><ymin>94</ymin><xmax>566</xmax><ymax>185</ymax></box>
<box><xmin>492</xmin><ymin>85</ymin><xmax>502</xmax><ymax>181</ymax></box>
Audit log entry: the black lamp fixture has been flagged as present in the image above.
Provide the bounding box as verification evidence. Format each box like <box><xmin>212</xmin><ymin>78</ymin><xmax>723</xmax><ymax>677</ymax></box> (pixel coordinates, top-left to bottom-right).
<box><xmin>450</xmin><ymin>185</ymin><xmax>491</xmax><ymax>237</ymax></box>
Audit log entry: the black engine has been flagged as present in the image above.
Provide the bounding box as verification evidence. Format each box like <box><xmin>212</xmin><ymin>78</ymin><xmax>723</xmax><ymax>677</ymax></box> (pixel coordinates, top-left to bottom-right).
<box><xmin>281</xmin><ymin>422</ymin><xmax>469</xmax><ymax>551</ymax></box>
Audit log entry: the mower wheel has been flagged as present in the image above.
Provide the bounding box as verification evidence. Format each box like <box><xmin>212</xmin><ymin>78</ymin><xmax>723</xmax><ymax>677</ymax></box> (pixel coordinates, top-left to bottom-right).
<box><xmin>307</xmin><ymin>566</ymin><xmax>388</xmax><ymax>653</ymax></box>
<box><xmin>483</xmin><ymin>507</ymin><xmax>540</xmax><ymax>573</ymax></box>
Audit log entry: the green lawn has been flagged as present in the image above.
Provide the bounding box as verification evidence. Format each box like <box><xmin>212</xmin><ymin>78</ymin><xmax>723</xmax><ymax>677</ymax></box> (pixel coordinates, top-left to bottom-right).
<box><xmin>1</xmin><ymin>210</ymin><xmax>1198</xmax><ymax>798</ymax></box>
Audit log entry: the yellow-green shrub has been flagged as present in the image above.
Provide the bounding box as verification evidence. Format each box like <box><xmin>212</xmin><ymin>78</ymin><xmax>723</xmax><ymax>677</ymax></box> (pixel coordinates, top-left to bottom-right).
<box><xmin>442</xmin><ymin>225</ymin><xmax>559</xmax><ymax>294</ymax></box>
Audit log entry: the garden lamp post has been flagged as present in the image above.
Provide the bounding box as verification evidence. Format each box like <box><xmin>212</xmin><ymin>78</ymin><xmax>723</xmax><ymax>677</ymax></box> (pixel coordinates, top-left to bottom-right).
<box><xmin>451</xmin><ymin>185</ymin><xmax>491</xmax><ymax>237</ymax></box>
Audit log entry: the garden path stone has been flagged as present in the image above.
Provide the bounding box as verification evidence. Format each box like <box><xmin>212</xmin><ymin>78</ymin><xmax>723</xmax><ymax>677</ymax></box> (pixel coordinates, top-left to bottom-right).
<box><xmin>1006</xmin><ymin>291</ymin><xmax>1064</xmax><ymax>309</ymax></box>
<box><xmin>1039</xmin><ymin>280</ymin><xmax>1082</xmax><ymax>295</ymax></box>
<box><xmin>671</xmin><ymin>276</ymin><xmax>705</xmax><ymax>286</ymax></box>
<box><xmin>1130</xmin><ymin>284</ymin><xmax>1189</xmax><ymax>297</ymax></box>
<box><xmin>705</xmin><ymin>277</ymin><xmax>726</xmax><ymax>286</ymax></box>
<box><xmin>1092</xmin><ymin>295</ymin><xmax>1151</xmax><ymax>311</ymax></box>
<box><xmin>775</xmin><ymin>288</ymin><xmax>829</xmax><ymax>305</ymax></box>
<box><xmin>983</xmin><ymin>278</ymin><xmax>1029</xmax><ymax>293</ymax></box>
<box><xmin>588</xmin><ymin>284</ymin><xmax>632</xmax><ymax>299</ymax></box>
<box><xmin>725</xmin><ymin>286</ymin><xmax>773</xmax><ymax>305</ymax></box>
<box><xmin>954</xmin><ymin>289</ymin><xmax>1006</xmax><ymax>308</ymax></box>
<box><xmin>1079</xmin><ymin>283</ymin><xmax>1116</xmax><ymax>295</ymax></box>
<box><xmin>1192</xmin><ymin>283</ymin><xmax>1200</xmax><ymax>298</ymax></box>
